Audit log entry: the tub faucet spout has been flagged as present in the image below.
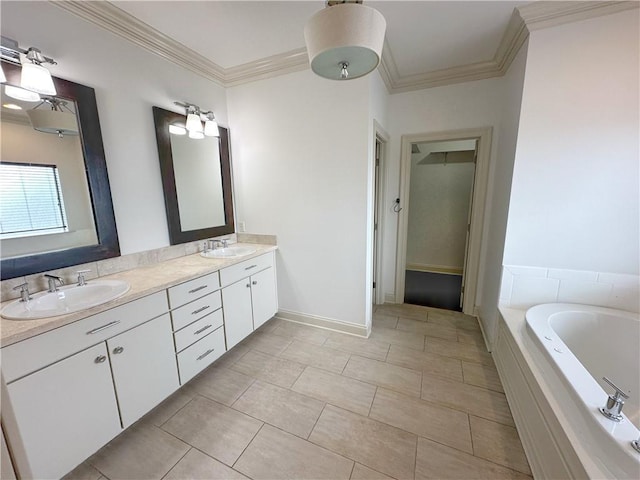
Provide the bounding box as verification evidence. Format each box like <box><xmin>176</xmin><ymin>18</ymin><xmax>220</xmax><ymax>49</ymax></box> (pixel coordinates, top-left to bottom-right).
<box><xmin>599</xmin><ymin>376</ymin><xmax>629</xmax><ymax>422</ymax></box>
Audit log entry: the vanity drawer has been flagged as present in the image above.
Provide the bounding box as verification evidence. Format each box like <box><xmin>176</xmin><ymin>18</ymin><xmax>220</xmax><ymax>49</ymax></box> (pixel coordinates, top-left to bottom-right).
<box><xmin>167</xmin><ymin>272</ymin><xmax>220</xmax><ymax>309</ymax></box>
<box><xmin>177</xmin><ymin>327</ymin><xmax>226</xmax><ymax>384</ymax></box>
<box><xmin>174</xmin><ymin>309</ymin><xmax>223</xmax><ymax>353</ymax></box>
<box><xmin>170</xmin><ymin>290</ymin><xmax>222</xmax><ymax>331</ymax></box>
<box><xmin>1</xmin><ymin>291</ymin><xmax>168</xmax><ymax>384</ymax></box>
<box><xmin>220</xmin><ymin>252</ymin><xmax>274</xmax><ymax>287</ymax></box>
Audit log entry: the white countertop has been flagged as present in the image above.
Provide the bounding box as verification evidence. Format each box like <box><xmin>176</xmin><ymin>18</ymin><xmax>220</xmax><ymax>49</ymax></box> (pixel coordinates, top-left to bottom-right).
<box><xmin>0</xmin><ymin>243</ymin><xmax>277</xmax><ymax>347</ymax></box>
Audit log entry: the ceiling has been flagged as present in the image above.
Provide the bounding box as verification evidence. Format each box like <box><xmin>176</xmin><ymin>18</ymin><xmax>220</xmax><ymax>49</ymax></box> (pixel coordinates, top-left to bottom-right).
<box><xmin>50</xmin><ymin>1</ymin><xmax>635</xmax><ymax>92</ymax></box>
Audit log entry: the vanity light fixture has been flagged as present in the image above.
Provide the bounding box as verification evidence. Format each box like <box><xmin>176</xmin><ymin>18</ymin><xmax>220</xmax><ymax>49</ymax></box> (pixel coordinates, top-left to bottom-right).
<box><xmin>0</xmin><ymin>37</ymin><xmax>57</xmax><ymax>96</ymax></box>
<box><xmin>2</xmin><ymin>103</ymin><xmax>22</xmax><ymax>110</ymax></box>
<box><xmin>304</xmin><ymin>0</ymin><xmax>386</xmax><ymax>81</ymax></box>
<box><xmin>5</xmin><ymin>84</ymin><xmax>41</xmax><ymax>102</ymax></box>
<box><xmin>202</xmin><ymin>111</ymin><xmax>219</xmax><ymax>137</ymax></box>
<box><xmin>174</xmin><ymin>101</ymin><xmax>219</xmax><ymax>139</ymax></box>
<box><xmin>168</xmin><ymin>124</ymin><xmax>187</xmax><ymax>135</ymax></box>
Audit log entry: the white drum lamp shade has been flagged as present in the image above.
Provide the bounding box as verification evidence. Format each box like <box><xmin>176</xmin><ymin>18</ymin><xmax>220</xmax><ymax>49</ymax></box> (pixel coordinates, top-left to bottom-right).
<box><xmin>26</xmin><ymin>109</ymin><xmax>79</xmax><ymax>136</ymax></box>
<box><xmin>304</xmin><ymin>3</ymin><xmax>386</xmax><ymax>80</ymax></box>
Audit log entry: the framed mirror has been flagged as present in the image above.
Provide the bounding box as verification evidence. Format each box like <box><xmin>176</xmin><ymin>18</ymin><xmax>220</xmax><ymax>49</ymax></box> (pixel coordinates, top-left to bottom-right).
<box><xmin>152</xmin><ymin>106</ymin><xmax>234</xmax><ymax>245</ymax></box>
<box><xmin>0</xmin><ymin>61</ymin><xmax>119</xmax><ymax>280</ymax></box>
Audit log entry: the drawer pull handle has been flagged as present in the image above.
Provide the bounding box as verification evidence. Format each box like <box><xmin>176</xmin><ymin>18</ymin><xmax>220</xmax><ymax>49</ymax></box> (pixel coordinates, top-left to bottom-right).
<box><xmin>95</xmin><ymin>355</ymin><xmax>107</xmax><ymax>364</ymax></box>
<box><xmin>113</xmin><ymin>346</ymin><xmax>124</xmax><ymax>355</ymax></box>
<box><xmin>197</xmin><ymin>348</ymin><xmax>215</xmax><ymax>361</ymax></box>
<box><xmin>245</xmin><ymin>265</ymin><xmax>257</xmax><ymax>271</ymax></box>
<box><xmin>188</xmin><ymin>285</ymin><xmax>208</xmax><ymax>294</ymax></box>
<box><xmin>192</xmin><ymin>305</ymin><xmax>211</xmax><ymax>315</ymax></box>
<box><xmin>194</xmin><ymin>324</ymin><xmax>213</xmax><ymax>335</ymax></box>
<box><xmin>87</xmin><ymin>320</ymin><xmax>121</xmax><ymax>335</ymax></box>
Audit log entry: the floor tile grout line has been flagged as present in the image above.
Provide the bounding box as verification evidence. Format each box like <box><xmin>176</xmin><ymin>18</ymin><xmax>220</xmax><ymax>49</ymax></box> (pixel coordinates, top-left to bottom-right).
<box><xmin>413</xmin><ymin>434</ymin><xmax>418</xmax><ymax>480</ymax></box>
<box><xmin>159</xmin><ymin>446</ymin><xmax>192</xmax><ymax>480</ymax></box>
<box><xmin>306</xmin><ymin>402</ymin><xmax>328</xmax><ymax>440</ymax></box>
<box><xmin>348</xmin><ymin>460</ymin><xmax>356</xmax><ymax>480</ymax></box>
<box><xmin>157</xmin><ymin>393</ymin><xmax>200</xmax><ymax>428</ymax></box>
<box><xmin>467</xmin><ymin>413</ymin><xmax>475</xmax><ymax>456</ymax></box>
<box><xmin>367</xmin><ymin>386</ymin><xmax>378</xmax><ymax>417</ymax></box>
<box><xmin>231</xmin><ymin>422</ymin><xmax>266</xmax><ymax>470</ymax></box>
<box><xmin>414</xmin><ymin>433</ymin><xmax>533</xmax><ymax>477</ymax></box>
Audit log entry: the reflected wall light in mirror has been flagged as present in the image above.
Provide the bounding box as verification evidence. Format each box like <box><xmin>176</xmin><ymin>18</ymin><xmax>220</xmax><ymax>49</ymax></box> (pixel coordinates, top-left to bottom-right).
<box><xmin>153</xmin><ymin>106</ymin><xmax>234</xmax><ymax>245</ymax></box>
<box><xmin>0</xmin><ymin>60</ymin><xmax>120</xmax><ymax>280</ymax></box>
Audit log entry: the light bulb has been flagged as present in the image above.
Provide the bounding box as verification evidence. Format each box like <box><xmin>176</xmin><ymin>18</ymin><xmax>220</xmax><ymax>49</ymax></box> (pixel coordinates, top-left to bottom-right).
<box><xmin>204</xmin><ymin>118</ymin><xmax>219</xmax><ymax>137</ymax></box>
<box><xmin>5</xmin><ymin>85</ymin><xmax>41</xmax><ymax>102</ymax></box>
<box><xmin>20</xmin><ymin>62</ymin><xmax>56</xmax><ymax>95</ymax></box>
<box><xmin>340</xmin><ymin>62</ymin><xmax>349</xmax><ymax>80</ymax></box>
<box><xmin>188</xmin><ymin>130</ymin><xmax>204</xmax><ymax>139</ymax></box>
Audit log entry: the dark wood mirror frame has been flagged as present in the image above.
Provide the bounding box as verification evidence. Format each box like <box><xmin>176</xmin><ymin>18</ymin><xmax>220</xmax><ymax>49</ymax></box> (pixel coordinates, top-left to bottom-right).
<box><xmin>152</xmin><ymin>106</ymin><xmax>234</xmax><ymax>245</ymax></box>
<box><xmin>1</xmin><ymin>61</ymin><xmax>120</xmax><ymax>280</ymax></box>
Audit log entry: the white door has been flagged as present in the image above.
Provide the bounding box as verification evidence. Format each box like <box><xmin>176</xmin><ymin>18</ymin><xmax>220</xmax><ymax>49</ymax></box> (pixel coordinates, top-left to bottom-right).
<box><xmin>222</xmin><ymin>279</ymin><xmax>254</xmax><ymax>349</ymax></box>
<box><xmin>108</xmin><ymin>314</ymin><xmax>179</xmax><ymax>427</ymax></box>
<box><xmin>460</xmin><ymin>147</ymin><xmax>478</xmax><ymax>308</ymax></box>
<box><xmin>5</xmin><ymin>343</ymin><xmax>121</xmax><ymax>480</ymax></box>
<box><xmin>251</xmin><ymin>267</ymin><xmax>277</xmax><ymax>329</ymax></box>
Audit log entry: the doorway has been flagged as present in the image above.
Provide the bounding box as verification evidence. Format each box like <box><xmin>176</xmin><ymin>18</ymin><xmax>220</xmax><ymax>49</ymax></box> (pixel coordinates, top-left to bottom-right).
<box><xmin>395</xmin><ymin>128</ymin><xmax>492</xmax><ymax>316</ymax></box>
<box><xmin>403</xmin><ymin>139</ymin><xmax>477</xmax><ymax>311</ymax></box>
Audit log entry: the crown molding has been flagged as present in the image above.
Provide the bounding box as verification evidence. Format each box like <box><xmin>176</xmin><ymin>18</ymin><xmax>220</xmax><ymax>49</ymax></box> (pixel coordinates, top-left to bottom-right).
<box><xmin>224</xmin><ymin>48</ymin><xmax>309</xmax><ymax>87</ymax></box>
<box><xmin>517</xmin><ymin>1</ymin><xmax>639</xmax><ymax>31</ymax></box>
<box><xmin>51</xmin><ymin>0</ymin><xmax>226</xmax><ymax>84</ymax></box>
<box><xmin>51</xmin><ymin>0</ymin><xmax>639</xmax><ymax>94</ymax></box>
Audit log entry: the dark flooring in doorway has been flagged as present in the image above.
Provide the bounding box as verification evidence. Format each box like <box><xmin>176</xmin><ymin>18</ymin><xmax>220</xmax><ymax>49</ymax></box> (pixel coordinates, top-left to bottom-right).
<box><xmin>404</xmin><ymin>270</ymin><xmax>462</xmax><ymax>312</ymax></box>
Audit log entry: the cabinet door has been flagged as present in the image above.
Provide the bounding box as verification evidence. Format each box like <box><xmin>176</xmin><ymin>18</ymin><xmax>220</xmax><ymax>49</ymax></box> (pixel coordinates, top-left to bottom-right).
<box><xmin>4</xmin><ymin>343</ymin><xmax>121</xmax><ymax>480</ymax></box>
<box><xmin>222</xmin><ymin>279</ymin><xmax>254</xmax><ymax>349</ymax></box>
<box><xmin>251</xmin><ymin>267</ymin><xmax>278</xmax><ymax>329</ymax></box>
<box><xmin>108</xmin><ymin>314</ymin><xmax>179</xmax><ymax>428</ymax></box>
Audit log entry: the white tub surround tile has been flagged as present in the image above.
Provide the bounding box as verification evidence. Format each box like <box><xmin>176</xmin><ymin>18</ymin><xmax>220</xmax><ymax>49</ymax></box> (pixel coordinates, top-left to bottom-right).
<box><xmin>500</xmin><ymin>265</ymin><xmax>639</xmax><ymax>313</ymax></box>
<box><xmin>557</xmin><ymin>280</ymin><xmax>612</xmax><ymax>305</ymax></box>
<box><xmin>509</xmin><ymin>276</ymin><xmax>559</xmax><ymax>309</ymax></box>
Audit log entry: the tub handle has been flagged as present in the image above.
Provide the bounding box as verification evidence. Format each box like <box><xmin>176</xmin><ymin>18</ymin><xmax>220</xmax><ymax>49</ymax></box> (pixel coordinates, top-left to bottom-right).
<box><xmin>599</xmin><ymin>376</ymin><xmax>629</xmax><ymax>422</ymax></box>
<box><xmin>602</xmin><ymin>376</ymin><xmax>629</xmax><ymax>399</ymax></box>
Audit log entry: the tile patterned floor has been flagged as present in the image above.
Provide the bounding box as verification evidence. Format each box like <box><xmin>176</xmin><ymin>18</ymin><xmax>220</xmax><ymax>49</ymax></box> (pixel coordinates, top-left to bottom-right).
<box><xmin>64</xmin><ymin>304</ymin><xmax>532</xmax><ymax>480</ymax></box>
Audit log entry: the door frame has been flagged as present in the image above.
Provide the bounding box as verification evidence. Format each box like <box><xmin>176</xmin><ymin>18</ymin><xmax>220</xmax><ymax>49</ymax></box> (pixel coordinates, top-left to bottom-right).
<box><xmin>372</xmin><ymin>121</ymin><xmax>389</xmax><ymax>307</ymax></box>
<box><xmin>395</xmin><ymin>127</ymin><xmax>493</xmax><ymax>315</ymax></box>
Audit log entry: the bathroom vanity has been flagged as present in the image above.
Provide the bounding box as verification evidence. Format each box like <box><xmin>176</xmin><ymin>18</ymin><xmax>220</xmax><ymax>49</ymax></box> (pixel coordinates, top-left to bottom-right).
<box><xmin>0</xmin><ymin>246</ymin><xmax>277</xmax><ymax>479</ymax></box>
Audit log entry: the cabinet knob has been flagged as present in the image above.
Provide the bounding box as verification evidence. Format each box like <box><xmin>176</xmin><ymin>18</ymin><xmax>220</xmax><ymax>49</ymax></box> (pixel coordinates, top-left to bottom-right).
<box><xmin>252</xmin><ymin>280</ymin><xmax>257</xmax><ymax>285</ymax></box>
<box><xmin>113</xmin><ymin>346</ymin><xmax>124</xmax><ymax>355</ymax></box>
<box><xmin>94</xmin><ymin>355</ymin><xmax>107</xmax><ymax>364</ymax></box>
<box><xmin>246</xmin><ymin>283</ymin><xmax>251</xmax><ymax>288</ymax></box>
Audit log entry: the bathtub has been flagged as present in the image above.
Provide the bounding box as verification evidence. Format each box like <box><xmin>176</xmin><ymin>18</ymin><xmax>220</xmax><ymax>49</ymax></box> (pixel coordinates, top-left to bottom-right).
<box><xmin>495</xmin><ymin>303</ymin><xmax>640</xmax><ymax>479</ymax></box>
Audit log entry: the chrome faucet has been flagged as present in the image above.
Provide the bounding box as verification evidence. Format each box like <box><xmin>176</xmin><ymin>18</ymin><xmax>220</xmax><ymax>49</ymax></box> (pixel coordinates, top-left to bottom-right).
<box><xmin>44</xmin><ymin>274</ymin><xmax>64</xmax><ymax>293</ymax></box>
<box><xmin>13</xmin><ymin>282</ymin><xmax>31</xmax><ymax>302</ymax></box>
<box><xmin>599</xmin><ymin>376</ymin><xmax>629</xmax><ymax>422</ymax></box>
<box><xmin>76</xmin><ymin>270</ymin><xmax>91</xmax><ymax>286</ymax></box>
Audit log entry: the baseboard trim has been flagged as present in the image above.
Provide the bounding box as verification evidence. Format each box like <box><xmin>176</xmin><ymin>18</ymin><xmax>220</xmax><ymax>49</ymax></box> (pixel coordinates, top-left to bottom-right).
<box><xmin>406</xmin><ymin>263</ymin><xmax>463</xmax><ymax>275</ymax></box>
<box><xmin>383</xmin><ymin>293</ymin><xmax>396</xmax><ymax>304</ymax></box>
<box><xmin>275</xmin><ymin>310</ymin><xmax>368</xmax><ymax>338</ymax></box>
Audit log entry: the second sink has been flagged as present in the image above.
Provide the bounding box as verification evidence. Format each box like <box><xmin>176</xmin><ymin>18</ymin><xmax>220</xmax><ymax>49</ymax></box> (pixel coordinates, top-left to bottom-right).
<box><xmin>200</xmin><ymin>246</ymin><xmax>257</xmax><ymax>259</ymax></box>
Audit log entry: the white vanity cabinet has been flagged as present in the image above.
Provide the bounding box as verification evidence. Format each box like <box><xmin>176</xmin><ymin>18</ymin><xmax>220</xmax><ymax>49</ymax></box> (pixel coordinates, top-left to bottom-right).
<box><xmin>0</xmin><ymin>291</ymin><xmax>177</xmax><ymax>480</ymax></box>
<box><xmin>168</xmin><ymin>273</ymin><xmax>227</xmax><ymax>384</ymax></box>
<box><xmin>221</xmin><ymin>252</ymin><xmax>278</xmax><ymax>348</ymax></box>
<box><xmin>3</xmin><ymin>343</ymin><xmax>121</xmax><ymax>480</ymax></box>
<box><xmin>107</xmin><ymin>313</ymin><xmax>178</xmax><ymax>428</ymax></box>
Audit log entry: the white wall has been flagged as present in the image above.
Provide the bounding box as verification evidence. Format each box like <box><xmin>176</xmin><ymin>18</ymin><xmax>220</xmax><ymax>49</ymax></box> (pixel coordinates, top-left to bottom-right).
<box><xmin>382</xmin><ymin>78</ymin><xmax>503</xmax><ymax>302</ymax></box>
<box><xmin>475</xmin><ymin>41</ymin><xmax>528</xmax><ymax>347</ymax></box>
<box><xmin>2</xmin><ymin>1</ymin><xmax>228</xmax><ymax>255</ymax></box>
<box><xmin>503</xmin><ymin>11</ymin><xmax>639</xmax><ymax>275</ymax></box>
<box><xmin>227</xmin><ymin>70</ymin><xmax>372</xmax><ymax>326</ymax></box>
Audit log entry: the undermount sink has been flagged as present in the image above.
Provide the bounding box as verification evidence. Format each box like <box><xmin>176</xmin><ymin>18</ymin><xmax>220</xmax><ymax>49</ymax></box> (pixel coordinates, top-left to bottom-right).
<box><xmin>200</xmin><ymin>246</ymin><xmax>257</xmax><ymax>259</ymax></box>
<box><xmin>1</xmin><ymin>280</ymin><xmax>130</xmax><ymax>320</ymax></box>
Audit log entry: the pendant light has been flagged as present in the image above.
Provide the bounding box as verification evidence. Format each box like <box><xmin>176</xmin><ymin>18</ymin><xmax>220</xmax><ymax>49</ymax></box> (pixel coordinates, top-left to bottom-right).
<box><xmin>26</xmin><ymin>98</ymin><xmax>79</xmax><ymax>138</ymax></box>
<box><xmin>304</xmin><ymin>1</ymin><xmax>386</xmax><ymax>81</ymax></box>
